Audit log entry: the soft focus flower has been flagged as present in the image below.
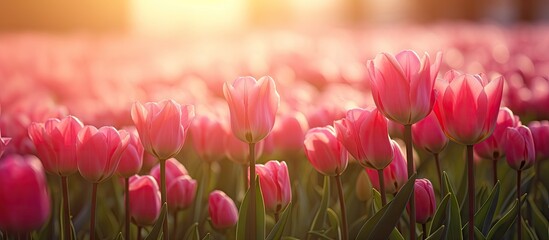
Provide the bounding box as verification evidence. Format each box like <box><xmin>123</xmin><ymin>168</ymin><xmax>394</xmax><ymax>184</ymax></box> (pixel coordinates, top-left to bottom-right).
<box><xmin>0</xmin><ymin>132</ymin><xmax>10</xmax><ymax>159</ymax></box>
<box><xmin>116</xmin><ymin>128</ymin><xmax>144</xmax><ymax>178</ymax></box>
<box><xmin>129</xmin><ymin>175</ymin><xmax>161</xmax><ymax>226</ymax></box>
<box><xmin>271</xmin><ymin>112</ymin><xmax>309</xmax><ymax>157</ymax></box>
<box><xmin>27</xmin><ymin>116</ymin><xmax>83</xmax><ymax>176</ymax></box>
<box><xmin>474</xmin><ymin>107</ymin><xmax>521</xmax><ymax>159</ymax></box>
<box><xmin>304</xmin><ymin>126</ymin><xmax>348</xmax><ymax>176</ymax></box>
<box><xmin>77</xmin><ymin>126</ymin><xmax>130</xmax><ymax>183</ymax></box>
<box><xmin>149</xmin><ymin>158</ymin><xmax>188</xmax><ymax>187</ymax></box>
<box><xmin>528</xmin><ymin>121</ymin><xmax>549</xmax><ymax>161</ymax></box>
<box><xmin>412</xmin><ymin>111</ymin><xmax>448</xmax><ymax>154</ymax></box>
<box><xmin>208</xmin><ymin>190</ymin><xmax>238</xmax><ymax>230</ymax></box>
<box><xmin>131</xmin><ymin>100</ymin><xmax>195</xmax><ymax>160</ymax></box>
<box><xmin>367</xmin><ymin>50</ymin><xmax>442</xmax><ymax>125</ymax></box>
<box><xmin>366</xmin><ymin>140</ymin><xmax>407</xmax><ymax>195</ymax></box>
<box><xmin>223</xmin><ymin>76</ymin><xmax>280</xmax><ymax>143</ymax></box>
<box><xmin>334</xmin><ymin>107</ymin><xmax>394</xmax><ymax>170</ymax></box>
<box><xmin>0</xmin><ymin>155</ymin><xmax>50</xmax><ymax>233</ymax></box>
<box><xmin>410</xmin><ymin>179</ymin><xmax>436</xmax><ymax>224</ymax></box>
<box><xmin>503</xmin><ymin>126</ymin><xmax>536</xmax><ymax>171</ymax></box>
<box><xmin>254</xmin><ymin>160</ymin><xmax>292</xmax><ymax>213</ymax></box>
<box><xmin>434</xmin><ymin>70</ymin><xmax>504</xmax><ymax>145</ymax></box>
<box><xmin>167</xmin><ymin>175</ymin><xmax>197</xmax><ymax>211</ymax></box>
<box><xmin>355</xmin><ymin>170</ymin><xmax>373</xmax><ymax>202</ymax></box>
<box><xmin>225</xmin><ymin>133</ymin><xmax>264</xmax><ymax>165</ymax></box>
<box><xmin>190</xmin><ymin>115</ymin><xmax>228</xmax><ymax>163</ymax></box>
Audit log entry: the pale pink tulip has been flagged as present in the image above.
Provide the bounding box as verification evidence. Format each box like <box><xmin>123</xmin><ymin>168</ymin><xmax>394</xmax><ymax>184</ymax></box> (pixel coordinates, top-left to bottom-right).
<box><xmin>190</xmin><ymin>115</ymin><xmax>228</xmax><ymax>163</ymax></box>
<box><xmin>209</xmin><ymin>190</ymin><xmax>238</xmax><ymax>230</ymax></box>
<box><xmin>116</xmin><ymin>129</ymin><xmax>144</xmax><ymax>178</ymax></box>
<box><xmin>129</xmin><ymin>175</ymin><xmax>161</xmax><ymax>226</ymax></box>
<box><xmin>225</xmin><ymin>133</ymin><xmax>264</xmax><ymax>165</ymax></box>
<box><xmin>272</xmin><ymin>112</ymin><xmax>309</xmax><ymax>157</ymax></box>
<box><xmin>304</xmin><ymin>126</ymin><xmax>348</xmax><ymax>176</ymax></box>
<box><xmin>167</xmin><ymin>175</ymin><xmax>197</xmax><ymax>211</ymax></box>
<box><xmin>412</xmin><ymin>111</ymin><xmax>448</xmax><ymax>154</ymax></box>
<box><xmin>366</xmin><ymin>140</ymin><xmax>407</xmax><ymax>194</ymax></box>
<box><xmin>254</xmin><ymin>160</ymin><xmax>292</xmax><ymax>213</ymax></box>
<box><xmin>474</xmin><ymin>107</ymin><xmax>521</xmax><ymax>159</ymax></box>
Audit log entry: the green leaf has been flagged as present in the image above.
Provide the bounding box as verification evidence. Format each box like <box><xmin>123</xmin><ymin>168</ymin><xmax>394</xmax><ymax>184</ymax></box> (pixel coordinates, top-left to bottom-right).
<box><xmin>372</xmin><ymin>189</ymin><xmax>382</xmax><ymax>212</ymax></box>
<box><xmin>236</xmin><ymin>176</ymin><xmax>266</xmax><ymax>240</ymax></box>
<box><xmin>425</xmin><ymin>225</ymin><xmax>445</xmax><ymax>240</ymax></box>
<box><xmin>528</xmin><ymin>197</ymin><xmax>549</xmax><ymax>240</ymax></box>
<box><xmin>267</xmin><ymin>203</ymin><xmax>292</xmax><ymax>240</ymax></box>
<box><xmin>308</xmin><ymin>176</ymin><xmax>330</xmax><ymax>240</ymax></box>
<box><xmin>442</xmin><ymin>171</ymin><xmax>456</xmax><ymax>196</ymax></box>
<box><xmin>282</xmin><ymin>237</ymin><xmax>300</xmax><ymax>240</ymax></box>
<box><xmin>447</xmin><ymin>193</ymin><xmax>463</xmax><ymax>240</ymax></box>
<box><xmin>308</xmin><ymin>231</ymin><xmax>335</xmax><ymax>240</ymax></box>
<box><xmin>486</xmin><ymin>195</ymin><xmax>526</xmax><ymax>240</ymax></box>
<box><xmin>429</xmin><ymin>193</ymin><xmax>450</xmax><ymax>237</ymax></box>
<box><xmin>201</xmin><ymin>233</ymin><xmax>211</xmax><ymax>240</ymax></box>
<box><xmin>145</xmin><ymin>203</ymin><xmax>167</xmax><ymax>240</ymax></box>
<box><xmin>183</xmin><ymin>223</ymin><xmax>199</xmax><ymax>240</ymax></box>
<box><xmin>326</xmin><ymin>208</ymin><xmax>341</xmax><ymax>239</ymax></box>
<box><xmin>473</xmin><ymin>226</ymin><xmax>486</xmax><ymax>240</ymax></box>
<box><xmin>114</xmin><ymin>232</ymin><xmax>124</xmax><ymax>240</ymax></box>
<box><xmin>474</xmin><ymin>181</ymin><xmax>500</xmax><ymax>234</ymax></box>
<box><xmin>522</xmin><ymin>218</ymin><xmax>539</xmax><ymax>240</ymax></box>
<box><xmin>389</xmin><ymin>228</ymin><xmax>404</xmax><ymax>240</ymax></box>
<box><xmin>355</xmin><ymin>173</ymin><xmax>415</xmax><ymax>240</ymax></box>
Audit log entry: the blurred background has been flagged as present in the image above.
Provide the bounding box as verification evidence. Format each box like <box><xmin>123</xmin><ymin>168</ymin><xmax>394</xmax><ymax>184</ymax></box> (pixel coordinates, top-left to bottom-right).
<box><xmin>0</xmin><ymin>0</ymin><xmax>547</xmax><ymax>35</ymax></box>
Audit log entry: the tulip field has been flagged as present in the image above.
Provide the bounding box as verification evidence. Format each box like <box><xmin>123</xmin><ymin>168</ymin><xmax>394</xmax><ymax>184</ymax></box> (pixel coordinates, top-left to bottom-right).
<box><xmin>1</xmin><ymin>24</ymin><xmax>549</xmax><ymax>240</ymax></box>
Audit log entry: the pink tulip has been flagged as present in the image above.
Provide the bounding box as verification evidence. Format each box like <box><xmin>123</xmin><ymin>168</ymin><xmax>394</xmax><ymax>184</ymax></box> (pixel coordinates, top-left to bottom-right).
<box><xmin>304</xmin><ymin>126</ymin><xmax>348</xmax><ymax>176</ymax></box>
<box><xmin>254</xmin><ymin>160</ymin><xmax>292</xmax><ymax>213</ymax></box>
<box><xmin>433</xmin><ymin>70</ymin><xmax>504</xmax><ymax>145</ymax></box>
<box><xmin>474</xmin><ymin>108</ymin><xmax>521</xmax><ymax>159</ymax></box>
<box><xmin>223</xmin><ymin>76</ymin><xmax>280</xmax><ymax>143</ymax></box>
<box><xmin>271</xmin><ymin>112</ymin><xmax>309</xmax><ymax>156</ymax></box>
<box><xmin>208</xmin><ymin>190</ymin><xmax>238</xmax><ymax>230</ymax></box>
<box><xmin>410</xmin><ymin>179</ymin><xmax>436</xmax><ymax>224</ymax></box>
<box><xmin>77</xmin><ymin>126</ymin><xmax>130</xmax><ymax>183</ymax></box>
<box><xmin>0</xmin><ymin>131</ymin><xmax>10</xmax><ymax>159</ymax></box>
<box><xmin>0</xmin><ymin>155</ymin><xmax>50</xmax><ymax>233</ymax></box>
<box><xmin>116</xmin><ymin>129</ymin><xmax>144</xmax><ymax>178</ymax></box>
<box><xmin>412</xmin><ymin>111</ymin><xmax>448</xmax><ymax>154</ymax></box>
<box><xmin>129</xmin><ymin>175</ymin><xmax>161</xmax><ymax>226</ymax></box>
<box><xmin>503</xmin><ymin>126</ymin><xmax>535</xmax><ymax>171</ymax></box>
<box><xmin>334</xmin><ymin>107</ymin><xmax>394</xmax><ymax>170</ymax></box>
<box><xmin>225</xmin><ymin>133</ymin><xmax>264</xmax><ymax>165</ymax></box>
<box><xmin>167</xmin><ymin>175</ymin><xmax>197</xmax><ymax>211</ymax></box>
<box><xmin>366</xmin><ymin>140</ymin><xmax>407</xmax><ymax>195</ymax></box>
<box><xmin>528</xmin><ymin>121</ymin><xmax>549</xmax><ymax>161</ymax></box>
<box><xmin>131</xmin><ymin>100</ymin><xmax>195</xmax><ymax>160</ymax></box>
<box><xmin>149</xmin><ymin>158</ymin><xmax>189</xmax><ymax>187</ymax></box>
<box><xmin>190</xmin><ymin>115</ymin><xmax>228</xmax><ymax>163</ymax></box>
<box><xmin>27</xmin><ymin>115</ymin><xmax>84</xmax><ymax>176</ymax></box>
<box><xmin>367</xmin><ymin>50</ymin><xmax>442</xmax><ymax>125</ymax></box>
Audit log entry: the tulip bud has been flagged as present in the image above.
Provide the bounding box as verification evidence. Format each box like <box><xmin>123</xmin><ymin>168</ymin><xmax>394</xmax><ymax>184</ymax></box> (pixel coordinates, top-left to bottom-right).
<box><xmin>208</xmin><ymin>190</ymin><xmax>238</xmax><ymax>230</ymax></box>
<box><xmin>116</xmin><ymin>128</ymin><xmax>144</xmax><ymax>178</ymax></box>
<box><xmin>528</xmin><ymin>120</ymin><xmax>549</xmax><ymax>161</ymax></box>
<box><xmin>272</xmin><ymin>112</ymin><xmax>309</xmax><ymax>156</ymax></box>
<box><xmin>190</xmin><ymin>115</ymin><xmax>228</xmax><ymax>163</ymax></box>
<box><xmin>129</xmin><ymin>175</ymin><xmax>161</xmax><ymax>226</ymax></box>
<box><xmin>254</xmin><ymin>160</ymin><xmax>292</xmax><ymax>213</ymax></box>
<box><xmin>412</xmin><ymin>111</ymin><xmax>448</xmax><ymax>154</ymax></box>
<box><xmin>474</xmin><ymin>108</ymin><xmax>521</xmax><ymax>159</ymax></box>
<box><xmin>410</xmin><ymin>179</ymin><xmax>436</xmax><ymax>224</ymax></box>
<box><xmin>503</xmin><ymin>126</ymin><xmax>535</xmax><ymax>171</ymax></box>
<box><xmin>304</xmin><ymin>126</ymin><xmax>348</xmax><ymax>176</ymax></box>
<box><xmin>225</xmin><ymin>133</ymin><xmax>264</xmax><ymax>165</ymax></box>
<box><xmin>149</xmin><ymin>158</ymin><xmax>188</xmax><ymax>187</ymax></box>
<box><xmin>355</xmin><ymin>170</ymin><xmax>373</xmax><ymax>201</ymax></box>
<box><xmin>0</xmin><ymin>155</ymin><xmax>50</xmax><ymax>233</ymax></box>
<box><xmin>167</xmin><ymin>175</ymin><xmax>197</xmax><ymax>211</ymax></box>
<box><xmin>366</xmin><ymin>140</ymin><xmax>407</xmax><ymax>195</ymax></box>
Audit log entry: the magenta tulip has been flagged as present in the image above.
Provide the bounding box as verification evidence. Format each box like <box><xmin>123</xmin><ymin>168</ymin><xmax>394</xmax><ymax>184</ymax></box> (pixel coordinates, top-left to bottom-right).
<box><xmin>503</xmin><ymin>126</ymin><xmax>536</xmax><ymax>171</ymax></box>
<box><xmin>367</xmin><ymin>50</ymin><xmax>442</xmax><ymax>125</ymax></box>
<box><xmin>149</xmin><ymin>158</ymin><xmax>188</xmax><ymax>186</ymax></box>
<box><xmin>528</xmin><ymin>120</ymin><xmax>549</xmax><ymax>161</ymax></box>
<box><xmin>223</xmin><ymin>76</ymin><xmax>280</xmax><ymax>143</ymax></box>
<box><xmin>410</xmin><ymin>179</ymin><xmax>436</xmax><ymax>224</ymax></box>
<box><xmin>334</xmin><ymin>107</ymin><xmax>393</xmax><ymax>170</ymax></box>
<box><xmin>167</xmin><ymin>175</ymin><xmax>197</xmax><ymax>211</ymax></box>
<box><xmin>366</xmin><ymin>140</ymin><xmax>407</xmax><ymax>195</ymax></box>
<box><xmin>254</xmin><ymin>160</ymin><xmax>292</xmax><ymax>213</ymax></box>
<box><xmin>412</xmin><ymin>111</ymin><xmax>448</xmax><ymax>154</ymax></box>
<box><xmin>208</xmin><ymin>190</ymin><xmax>238</xmax><ymax>230</ymax></box>
<box><xmin>0</xmin><ymin>155</ymin><xmax>50</xmax><ymax>233</ymax></box>
<box><xmin>129</xmin><ymin>175</ymin><xmax>161</xmax><ymax>226</ymax></box>
<box><xmin>304</xmin><ymin>126</ymin><xmax>348</xmax><ymax>176</ymax></box>
<box><xmin>131</xmin><ymin>100</ymin><xmax>195</xmax><ymax>160</ymax></box>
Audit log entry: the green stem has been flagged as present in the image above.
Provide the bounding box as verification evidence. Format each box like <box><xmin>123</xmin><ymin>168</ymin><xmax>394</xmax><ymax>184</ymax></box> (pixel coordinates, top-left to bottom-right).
<box><xmin>247</xmin><ymin>142</ymin><xmax>257</xmax><ymax>240</ymax></box>
<box><xmin>137</xmin><ymin>226</ymin><xmax>142</xmax><ymax>240</ymax></box>
<box><xmin>172</xmin><ymin>209</ymin><xmax>179</xmax><ymax>240</ymax></box>
<box><xmin>335</xmin><ymin>175</ymin><xmax>349</xmax><ymax>240</ymax></box>
<box><xmin>90</xmin><ymin>183</ymin><xmax>98</xmax><ymax>240</ymax></box>
<box><xmin>404</xmin><ymin>124</ymin><xmax>416</xmax><ymax>240</ymax></box>
<box><xmin>492</xmin><ymin>153</ymin><xmax>499</xmax><ymax>186</ymax></box>
<box><xmin>125</xmin><ymin>177</ymin><xmax>130</xmax><ymax>240</ymax></box>
<box><xmin>377</xmin><ymin>169</ymin><xmax>387</xmax><ymax>206</ymax></box>
<box><xmin>434</xmin><ymin>153</ymin><xmax>443</xmax><ymax>199</ymax></box>
<box><xmin>422</xmin><ymin>223</ymin><xmax>427</xmax><ymax>240</ymax></box>
<box><xmin>242</xmin><ymin>163</ymin><xmax>248</xmax><ymax>199</ymax></box>
<box><xmin>160</xmin><ymin>159</ymin><xmax>169</xmax><ymax>240</ymax></box>
<box><xmin>467</xmin><ymin>145</ymin><xmax>475</xmax><ymax>240</ymax></box>
<box><xmin>517</xmin><ymin>169</ymin><xmax>522</xmax><ymax>240</ymax></box>
<box><xmin>61</xmin><ymin>176</ymin><xmax>72</xmax><ymax>240</ymax></box>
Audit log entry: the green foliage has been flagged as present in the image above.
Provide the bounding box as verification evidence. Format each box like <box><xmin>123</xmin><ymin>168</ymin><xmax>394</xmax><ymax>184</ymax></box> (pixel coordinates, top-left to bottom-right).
<box><xmin>236</xmin><ymin>176</ymin><xmax>266</xmax><ymax>240</ymax></box>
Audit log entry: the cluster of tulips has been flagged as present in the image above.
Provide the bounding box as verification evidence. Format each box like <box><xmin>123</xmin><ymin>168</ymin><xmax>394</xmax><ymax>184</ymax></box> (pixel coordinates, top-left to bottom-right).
<box><xmin>0</xmin><ymin>24</ymin><xmax>548</xmax><ymax>240</ymax></box>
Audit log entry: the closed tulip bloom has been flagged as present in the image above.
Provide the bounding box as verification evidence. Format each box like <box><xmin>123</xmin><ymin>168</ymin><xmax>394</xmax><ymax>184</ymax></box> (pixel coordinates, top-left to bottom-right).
<box><xmin>434</xmin><ymin>70</ymin><xmax>504</xmax><ymax>145</ymax></box>
<box><xmin>223</xmin><ymin>76</ymin><xmax>280</xmax><ymax>143</ymax></box>
<box><xmin>368</xmin><ymin>50</ymin><xmax>442</xmax><ymax>125</ymax></box>
<box><xmin>77</xmin><ymin>126</ymin><xmax>130</xmax><ymax>183</ymax></box>
<box><xmin>528</xmin><ymin>121</ymin><xmax>549</xmax><ymax>161</ymax></box>
<box><xmin>190</xmin><ymin>115</ymin><xmax>228</xmax><ymax>163</ymax></box>
<box><xmin>0</xmin><ymin>155</ymin><xmax>50</xmax><ymax>233</ymax></box>
<box><xmin>411</xmin><ymin>179</ymin><xmax>436</xmax><ymax>224</ymax></box>
<box><xmin>474</xmin><ymin>108</ymin><xmax>521</xmax><ymax>159</ymax></box>
<box><xmin>209</xmin><ymin>190</ymin><xmax>238</xmax><ymax>230</ymax></box>
<box><xmin>116</xmin><ymin>129</ymin><xmax>144</xmax><ymax>178</ymax></box>
<box><xmin>412</xmin><ymin>111</ymin><xmax>448</xmax><ymax>154</ymax></box>
<box><xmin>28</xmin><ymin>115</ymin><xmax>84</xmax><ymax>176</ymax></box>
<box><xmin>129</xmin><ymin>175</ymin><xmax>161</xmax><ymax>226</ymax></box>
<box><xmin>334</xmin><ymin>107</ymin><xmax>394</xmax><ymax>170</ymax></box>
<box><xmin>304</xmin><ymin>126</ymin><xmax>348</xmax><ymax>176</ymax></box>
<box><xmin>366</xmin><ymin>140</ymin><xmax>407</xmax><ymax>195</ymax></box>
<box><xmin>225</xmin><ymin>133</ymin><xmax>264</xmax><ymax>165</ymax></box>
<box><xmin>272</xmin><ymin>112</ymin><xmax>309</xmax><ymax>156</ymax></box>
<box><xmin>167</xmin><ymin>175</ymin><xmax>197</xmax><ymax>211</ymax></box>
<box><xmin>131</xmin><ymin>100</ymin><xmax>195</xmax><ymax>160</ymax></box>
<box><xmin>503</xmin><ymin>126</ymin><xmax>536</xmax><ymax>171</ymax></box>
<box><xmin>254</xmin><ymin>160</ymin><xmax>292</xmax><ymax>213</ymax></box>
<box><xmin>150</xmin><ymin>158</ymin><xmax>188</xmax><ymax>187</ymax></box>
